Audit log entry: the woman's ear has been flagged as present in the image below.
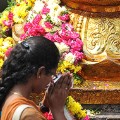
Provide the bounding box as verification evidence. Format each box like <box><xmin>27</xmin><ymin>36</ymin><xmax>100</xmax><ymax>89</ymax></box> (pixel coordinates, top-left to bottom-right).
<box><xmin>37</xmin><ymin>66</ymin><xmax>46</xmax><ymax>79</ymax></box>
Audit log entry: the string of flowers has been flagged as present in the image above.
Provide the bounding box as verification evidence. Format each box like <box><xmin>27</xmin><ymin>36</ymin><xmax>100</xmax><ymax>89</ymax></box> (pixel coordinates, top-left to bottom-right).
<box><xmin>0</xmin><ymin>0</ymin><xmax>35</xmax><ymax>37</ymax></box>
<box><xmin>20</xmin><ymin>0</ymin><xmax>84</xmax><ymax>85</ymax></box>
<box><xmin>65</xmin><ymin>96</ymin><xmax>89</xmax><ymax>120</ymax></box>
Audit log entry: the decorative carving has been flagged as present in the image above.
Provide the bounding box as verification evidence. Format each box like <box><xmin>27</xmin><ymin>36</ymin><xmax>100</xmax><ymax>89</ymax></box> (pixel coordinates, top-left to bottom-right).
<box><xmin>68</xmin><ymin>10</ymin><xmax>120</xmax><ymax>81</ymax></box>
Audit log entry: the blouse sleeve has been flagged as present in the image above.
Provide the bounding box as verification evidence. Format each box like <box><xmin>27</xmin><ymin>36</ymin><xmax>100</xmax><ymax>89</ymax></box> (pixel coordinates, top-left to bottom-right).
<box><xmin>20</xmin><ymin>107</ymin><xmax>47</xmax><ymax>120</ymax></box>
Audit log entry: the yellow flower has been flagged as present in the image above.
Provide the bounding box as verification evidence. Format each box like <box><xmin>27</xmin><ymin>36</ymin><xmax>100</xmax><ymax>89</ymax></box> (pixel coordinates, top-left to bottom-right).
<box><xmin>0</xmin><ymin>11</ymin><xmax>9</xmax><ymax>25</ymax></box>
<box><xmin>74</xmin><ymin>79</ymin><xmax>81</xmax><ymax>85</ymax></box>
<box><xmin>0</xmin><ymin>52</ymin><xmax>4</xmax><ymax>58</ymax></box>
<box><xmin>0</xmin><ymin>37</ymin><xmax>14</xmax><ymax>65</ymax></box>
<box><xmin>4</xmin><ymin>37</ymin><xmax>14</xmax><ymax>44</ymax></box>
<box><xmin>0</xmin><ymin>38</ymin><xmax>4</xmax><ymax>46</ymax></box>
<box><xmin>30</xmin><ymin>0</ymin><xmax>36</xmax><ymax>3</ymax></box>
<box><xmin>16</xmin><ymin>0</ymin><xmax>21</xmax><ymax>3</ymax></box>
<box><xmin>26</xmin><ymin>0</ymin><xmax>32</xmax><ymax>6</ymax></box>
<box><xmin>0</xmin><ymin>19</ymin><xmax>3</xmax><ymax>25</ymax></box>
<box><xmin>74</xmin><ymin>65</ymin><xmax>81</xmax><ymax>73</ymax></box>
<box><xmin>2</xmin><ymin>26</ymin><xmax>8</xmax><ymax>32</ymax></box>
<box><xmin>0</xmin><ymin>59</ymin><xmax>4</xmax><ymax>69</ymax></box>
<box><xmin>11</xmin><ymin>1</ymin><xmax>32</xmax><ymax>24</ymax></box>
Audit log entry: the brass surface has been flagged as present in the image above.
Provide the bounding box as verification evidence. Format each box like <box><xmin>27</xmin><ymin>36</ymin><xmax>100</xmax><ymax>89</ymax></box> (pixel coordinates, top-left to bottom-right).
<box><xmin>69</xmin><ymin>11</ymin><xmax>120</xmax><ymax>81</ymax></box>
<box><xmin>70</xmin><ymin>80</ymin><xmax>120</xmax><ymax>104</ymax></box>
<box><xmin>81</xmin><ymin>60</ymin><xmax>120</xmax><ymax>81</ymax></box>
<box><xmin>30</xmin><ymin>80</ymin><xmax>120</xmax><ymax>104</ymax></box>
<box><xmin>61</xmin><ymin>0</ymin><xmax>120</xmax><ymax>12</ymax></box>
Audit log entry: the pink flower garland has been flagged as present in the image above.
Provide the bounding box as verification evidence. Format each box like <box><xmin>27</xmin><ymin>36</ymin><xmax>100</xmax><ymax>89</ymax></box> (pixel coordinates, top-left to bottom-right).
<box><xmin>20</xmin><ymin>1</ymin><xmax>84</xmax><ymax>63</ymax></box>
<box><xmin>20</xmin><ymin>13</ymin><xmax>84</xmax><ymax>62</ymax></box>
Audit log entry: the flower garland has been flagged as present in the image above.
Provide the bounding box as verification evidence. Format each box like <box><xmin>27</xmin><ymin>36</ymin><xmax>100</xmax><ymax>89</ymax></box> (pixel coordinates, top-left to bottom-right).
<box><xmin>66</xmin><ymin>96</ymin><xmax>88</xmax><ymax>120</ymax></box>
<box><xmin>0</xmin><ymin>0</ymin><xmax>35</xmax><ymax>37</ymax></box>
<box><xmin>0</xmin><ymin>37</ymin><xmax>14</xmax><ymax>68</ymax></box>
<box><xmin>20</xmin><ymin>0</ymin><xmax>84</xmax><ymax>85</ymax></box>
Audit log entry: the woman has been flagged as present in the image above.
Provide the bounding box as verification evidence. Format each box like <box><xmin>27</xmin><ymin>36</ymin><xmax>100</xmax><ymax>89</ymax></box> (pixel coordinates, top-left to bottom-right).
<box><xmin>0</xmin><ymin>36</ymin><xmax>72</xmax><ymax>120</ymax></box>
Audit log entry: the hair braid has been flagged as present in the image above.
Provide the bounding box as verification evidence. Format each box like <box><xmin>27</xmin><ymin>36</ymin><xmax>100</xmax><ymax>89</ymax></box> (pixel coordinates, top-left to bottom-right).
<box><xmin>0</xmin><ymin>44</ymin><xmax>37</xmax><ymax>109</ymax></box>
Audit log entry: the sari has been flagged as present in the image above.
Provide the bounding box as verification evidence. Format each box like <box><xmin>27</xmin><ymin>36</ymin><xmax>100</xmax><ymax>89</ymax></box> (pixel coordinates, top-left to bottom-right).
<box><xmin>1</xmin><ymin>96</ymin><xmax>46</xmax><ymax>120</ymax></box>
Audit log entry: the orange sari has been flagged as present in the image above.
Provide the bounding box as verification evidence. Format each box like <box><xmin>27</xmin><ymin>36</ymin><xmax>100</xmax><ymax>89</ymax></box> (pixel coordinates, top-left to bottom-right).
<box><xmin>1</xmin><ymin>96</ymin><xmax>46</xmax><ymax>120</ymax></box>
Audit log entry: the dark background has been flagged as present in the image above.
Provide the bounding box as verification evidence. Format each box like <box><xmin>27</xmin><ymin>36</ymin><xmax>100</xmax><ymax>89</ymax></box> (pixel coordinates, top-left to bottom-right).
<box><xmin>0</xmin><ymin>0</ymin><xmax>8</xmax><ymax>12</ymax></box>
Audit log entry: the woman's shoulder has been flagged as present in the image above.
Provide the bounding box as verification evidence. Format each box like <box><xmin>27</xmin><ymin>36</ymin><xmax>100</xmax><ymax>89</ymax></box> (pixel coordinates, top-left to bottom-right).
<box><xmin>3</xmin><ymin>95</ymin><xmax>38</xmax><ymax>109</ymax></box>
<box><xmin>1</xmin><ymin>96</ymin><xmax>41</xmax><ymax>120</ymax></box>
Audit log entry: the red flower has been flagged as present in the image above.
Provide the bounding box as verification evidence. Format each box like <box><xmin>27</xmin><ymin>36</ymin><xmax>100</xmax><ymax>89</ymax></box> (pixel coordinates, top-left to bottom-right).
<box><xmin>41</xmin><ymin>7</ymin><xmax>50</xmax><ymax>14</ymax></box>
<box><xmin>5</xmin><ymin>47</ymin><xmax>13</xmax><ymax>57</ymax></box>
<box><xmin>8</xmin><ymin>12</ymin><xmax>13</xmax><ymax>21</ymax></box>
<box><xmin>33</xmin><ymin>14</ymin><xmax>42</xmax><ymax>25</ymax></box>
<box><xmin>44</xmin><ymin>22</ymin><xmax>53</xmax><ymax>29</ymax></box>
<box><xmin>3</xmin><ymin>20</ymin><xmax>12</xmax><ymax>27</ymax></box>
<box><xmin>83</xmin><ymin>115</ymin><xmax>90</xmax><ymax>120</ymax></box>
<box><xmin>43</xmin><ymin>112</ymin><xmax>53</xmax><ymax>120</ymax></box>
<box><xmin>58</xmin><ymin>14</ymin><xmax>69</xmax><ymax>21</ymax></box>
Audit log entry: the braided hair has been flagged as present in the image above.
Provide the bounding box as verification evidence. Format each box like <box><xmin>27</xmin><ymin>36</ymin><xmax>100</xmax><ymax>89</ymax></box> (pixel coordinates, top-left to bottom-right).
<box><xmin>0</xmin><ymin>36</ymin><xmax>60</xmax><ymax>109</ymax></box>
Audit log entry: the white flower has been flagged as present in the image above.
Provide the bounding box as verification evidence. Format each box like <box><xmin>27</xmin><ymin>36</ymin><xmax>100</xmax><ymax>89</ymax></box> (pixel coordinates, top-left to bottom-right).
<box><xmin>27</xmin><ymin>0</ymin><xmax>44</xmax><ymax>21</ymax></box>
<box><xmin>33</xmin><ymin>0</ymin><xmax>44</xmax><ymax>13</ymax></box>
<box><xmin>61</xmin><ymin>6</ymin><xmax>67</xmax><ymax>11</ymax></box>
<box><xmin>53</xmin><ymin>16</ymin><xmax>62</xmax><ymax>25</ymax></box>
<box><xmin>52</xmin><ymin>26</ymin><xmax>61</xmax><ymax>32</ymax></box>
<box><xmin>55</xmin><ymin>42</ymin><xmax>69</xmax><ymax>54</ymax></box>
<box><xmin>48</xmin><ymin>3</ymin><xmax>60</xmax><ymax>11</ymax></box>
<box><xmin>64</xmin><ymin>53</ymin><xmax>76</xmax><ymax>64</ymax></box>
<box><xmin>27</xmin><ymin>11</ymin><xmax>37</xmax><ymax>22</ymax></box>
<box><xmin>48</xmin><ymin>0</ymin><xmax>61</xmax><ymax>4</ymax></box>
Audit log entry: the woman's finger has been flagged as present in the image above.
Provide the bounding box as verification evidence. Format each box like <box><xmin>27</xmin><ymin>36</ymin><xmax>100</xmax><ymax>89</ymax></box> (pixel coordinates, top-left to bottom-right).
<box><xmin>61</xmin><ymin>73</ymin><xmax>70</xmax><ymax>89</ymax></box>
<box><xmin>54</xmin><ymin>74</ymin><xmax>64</xmax><ymax>89</ymax></box>
<box><xmin>47</xmin><ymin>82</ymin><xmax>54</xmax><ymax>96</ymax></box>
<box><xmin>67</xmin><ymin>74</ymin><xmax>73</xmax><ymax>89</ymax></box>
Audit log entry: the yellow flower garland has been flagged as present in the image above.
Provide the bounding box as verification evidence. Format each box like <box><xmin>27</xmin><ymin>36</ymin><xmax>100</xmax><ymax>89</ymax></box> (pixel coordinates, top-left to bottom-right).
<box><xmin>11</xmin><ymin>0</ymin><xmax>35</xmax><ymax>23</ymax></box>
<box><xmin>66</xmin><ymin>96</ymin><xmax>87</xmax><ymax>119</ymax></box>
<box><xmin>0</xmin><ymin>37</ymin><xmax>15</xmax><ymax>68</ymax></box>
<box><xmin>57</xmin><ymin>60</ymin><xmax>82</xmax><ymax>84</ymax></box>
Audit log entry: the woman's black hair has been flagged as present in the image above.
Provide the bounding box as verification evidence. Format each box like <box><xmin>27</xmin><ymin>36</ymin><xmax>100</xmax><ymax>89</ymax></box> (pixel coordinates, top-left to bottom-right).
<box><xmin>0</xmin><ymin>36</ymin><xmax>60</xmax><ymax>109</ymax></box>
